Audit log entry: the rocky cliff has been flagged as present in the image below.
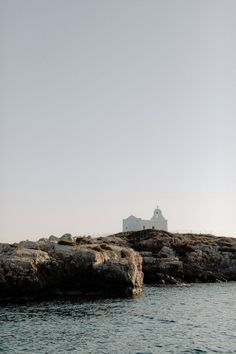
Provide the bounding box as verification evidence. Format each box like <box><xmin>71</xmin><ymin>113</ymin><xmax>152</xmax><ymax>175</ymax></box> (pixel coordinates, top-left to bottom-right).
<box><xmin>102</xmin><ymin>230</ymin><xmax>236</xmax><ymax>284</ymax></box>
<box><xmin>0</xmin><ymin>235</ymin><xmax>143</xmax><ymax>301</ymax></box>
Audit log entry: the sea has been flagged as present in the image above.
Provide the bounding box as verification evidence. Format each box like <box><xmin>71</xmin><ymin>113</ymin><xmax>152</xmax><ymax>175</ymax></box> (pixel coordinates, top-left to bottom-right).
<box><xmin>0</xmin><ymin>282</ymin><xmax>235</xmax><ymax>354</ymax></box>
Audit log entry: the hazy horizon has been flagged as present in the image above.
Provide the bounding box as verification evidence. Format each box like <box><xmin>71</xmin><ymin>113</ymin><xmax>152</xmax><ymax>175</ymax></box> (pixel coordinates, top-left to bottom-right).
<box><xmin>1</xmin><ymin>1</ymin><xmax>236</xmax><ymax>243</ymax></box>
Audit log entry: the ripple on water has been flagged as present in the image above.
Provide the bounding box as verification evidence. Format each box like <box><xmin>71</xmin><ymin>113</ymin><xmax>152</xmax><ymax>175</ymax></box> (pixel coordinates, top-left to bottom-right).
<box><xmin>1</xmin><ymin>282</ymin><xmax>236</xmax><ymax>353</ymax></box>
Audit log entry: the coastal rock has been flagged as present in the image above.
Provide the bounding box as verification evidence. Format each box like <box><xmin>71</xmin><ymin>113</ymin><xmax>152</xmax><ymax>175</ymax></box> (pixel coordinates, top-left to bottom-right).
<box><xmin>48</xmin><ymin>235</ymin><xmax>58</xmax><ymax>242</ymax></box>
<box><xmin>0</xmin><ymin>246</ymin><xmax>50</xmax><ymax>298</ymax></box>
<box><xmin>0</xmin><ymin>241</ymin><xmax>143</xmax><ymax>300</ymax></box>
<box><xmin>19</xmin><ymin>240</ymin><xmax>39</xmax><ymax>249</ymax></box>
<box><xmin>106</xmin><ymin>230</ymin><xmax>236</xmax><ymax>284</ymax></box>
<box><xmin>2</xmin><ymin>229</ymin><xmax>235</xmax><ymax>300</ymax></box>
<box><xmin>58</xmin><ymin>233</ymin><xmax>74</xmax><ymax>243</ymax></box>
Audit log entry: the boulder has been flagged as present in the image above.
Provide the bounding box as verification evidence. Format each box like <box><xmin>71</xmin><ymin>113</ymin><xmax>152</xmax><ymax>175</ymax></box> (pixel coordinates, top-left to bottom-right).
<box><xmin>19</xmin><ymin>240</ymin><xmax>39</xmax><ymax>249</ymax></box>
<box><xmin>60</xmin><ymin>233</ymin><xmax>73</xmax><ymax>239</ymax></box>
<box><xmin>58</xmin><ymin>233</ymin><xmax>75</xmax><ymax>244</ymax></box>
<box><xmin>48</xmin><ymin>235</ymin><xmax>58</xmax><ymax>242</ymax></box>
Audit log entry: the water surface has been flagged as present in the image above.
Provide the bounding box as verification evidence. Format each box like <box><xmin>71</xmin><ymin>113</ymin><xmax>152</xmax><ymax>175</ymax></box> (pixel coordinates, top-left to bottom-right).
<box><xmin>1</xmin><ymin>283</ymin><xmax>236</xmax><ymax>353</ymax></box>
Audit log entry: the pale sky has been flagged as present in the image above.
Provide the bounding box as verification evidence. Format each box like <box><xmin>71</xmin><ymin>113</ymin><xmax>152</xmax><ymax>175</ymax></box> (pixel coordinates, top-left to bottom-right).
<box><xmin>1</xmin><ymin>0</ymin><xmax>236</xmax><ymax>243</ymax></box>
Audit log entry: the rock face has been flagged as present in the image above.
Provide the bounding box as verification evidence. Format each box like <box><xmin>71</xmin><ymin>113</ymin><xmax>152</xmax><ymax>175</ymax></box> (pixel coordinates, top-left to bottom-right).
<box><xmin>1</xmin><ymin>229</ymin><xmax>235</xmax><ymax>300</ymax></box>
<box><xmin>0</xmin><ymin>240</ymin><xmax>143</xmax><ymax>300</ymax></box>
<box><xmin>102</xmin><ymin>230</ymin><xmax>236</xmax><ymax>284</ymax></box>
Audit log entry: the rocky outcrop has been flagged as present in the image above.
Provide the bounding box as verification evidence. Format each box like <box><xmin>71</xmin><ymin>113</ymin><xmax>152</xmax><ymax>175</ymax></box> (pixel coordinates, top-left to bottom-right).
<box><xmin>2</xmin><ymin>229</ymin><xmax>235</xmax><ymax>300</ymax></box>
<box><xmin>102</xmin><ymin>230</ymin><xmax>236</xmax><ymax>284</ymax></box>
<box><xmin>0</xmin><ymin>239</ymin><xmax>143</xmax><ymax>301</ymax></box>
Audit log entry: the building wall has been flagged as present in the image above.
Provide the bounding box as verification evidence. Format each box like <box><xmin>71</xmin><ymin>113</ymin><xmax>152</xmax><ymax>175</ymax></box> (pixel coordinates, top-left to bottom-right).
<box><xmin>123</xmin><ymin>213</ymin><xmax>168</xmax><ymax>232</ymax></box>
<box><xmin>123</xmin><ymin>218</ymin><xmax>142</xmax><ymax>232</ymax></box>
<box><xmin>151</xmin><ymin>214</ymin><xmax>168</xmax><ymax>231</ymax></box>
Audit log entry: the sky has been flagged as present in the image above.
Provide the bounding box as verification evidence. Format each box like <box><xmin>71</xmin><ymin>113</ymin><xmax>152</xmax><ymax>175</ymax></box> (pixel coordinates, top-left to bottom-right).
<box><xmin>1</xmin><ymin>0</ymin><xmax>236</xmax><ymax>243</ymax></box>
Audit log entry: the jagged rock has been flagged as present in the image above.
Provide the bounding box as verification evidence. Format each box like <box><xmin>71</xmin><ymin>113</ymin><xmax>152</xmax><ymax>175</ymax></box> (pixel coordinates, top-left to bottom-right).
<box><xmin>75</xmin><ymin>236</ymin><xmax>93</xmax><ymax>245</ymax></box>
<box><xmin>158</xmin><ymin>246</ymin><xmax>175</xmax><ymax>258</ymax></box>
<box><xmin>19</xmin><ymin>240</ymin><xmax>39</xmax><ymax>249</ymax></box>
<box><xmin>48</xmin><ymin>235</ymin><xmax>58</xmax><ymax>242</ymax></box>
<box><xmin>104</xmin><ymin>230</ymin><xmax>236</xmax><ymax>284</ymax></box>
<box><xmin>1</xmin><ymin>229</ymin><xmax>235</xmax><ymax>299</ymax></box>
<box><xmin>99</xmin><ymin>235</ymin><xmax>127</xmax><ymax>247</ymax></box>
<box><xmin>58</xmin><ymin>233</ymin><xmax>74</xmax><ymax>244</ymax></box>
<box><xmin>0</xmin><ymin>241</ymin><xmax>143</xmax><ymax>300</ymax></box>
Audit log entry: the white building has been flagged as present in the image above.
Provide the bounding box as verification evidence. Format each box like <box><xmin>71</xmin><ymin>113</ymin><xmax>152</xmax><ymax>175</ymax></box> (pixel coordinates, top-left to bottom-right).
<box><xmin>123</xmin><ymin>205</ymin><xmax>168</xmax><ymax>232</ymax></box>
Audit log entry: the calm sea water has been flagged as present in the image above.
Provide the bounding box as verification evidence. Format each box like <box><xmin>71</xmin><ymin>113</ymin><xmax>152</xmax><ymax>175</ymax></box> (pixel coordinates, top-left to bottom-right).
<box><xmin>0</xmin><ymin>283</ymin><xmax>236</xmax><ymax>354</ymax></box>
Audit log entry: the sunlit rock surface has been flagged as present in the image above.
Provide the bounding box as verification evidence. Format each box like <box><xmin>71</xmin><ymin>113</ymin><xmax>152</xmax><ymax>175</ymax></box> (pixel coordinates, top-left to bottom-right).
<box><xmin>0</xmin><ymin>239</ymin><xmax>143</xmax><ymax>300</ymax></box>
